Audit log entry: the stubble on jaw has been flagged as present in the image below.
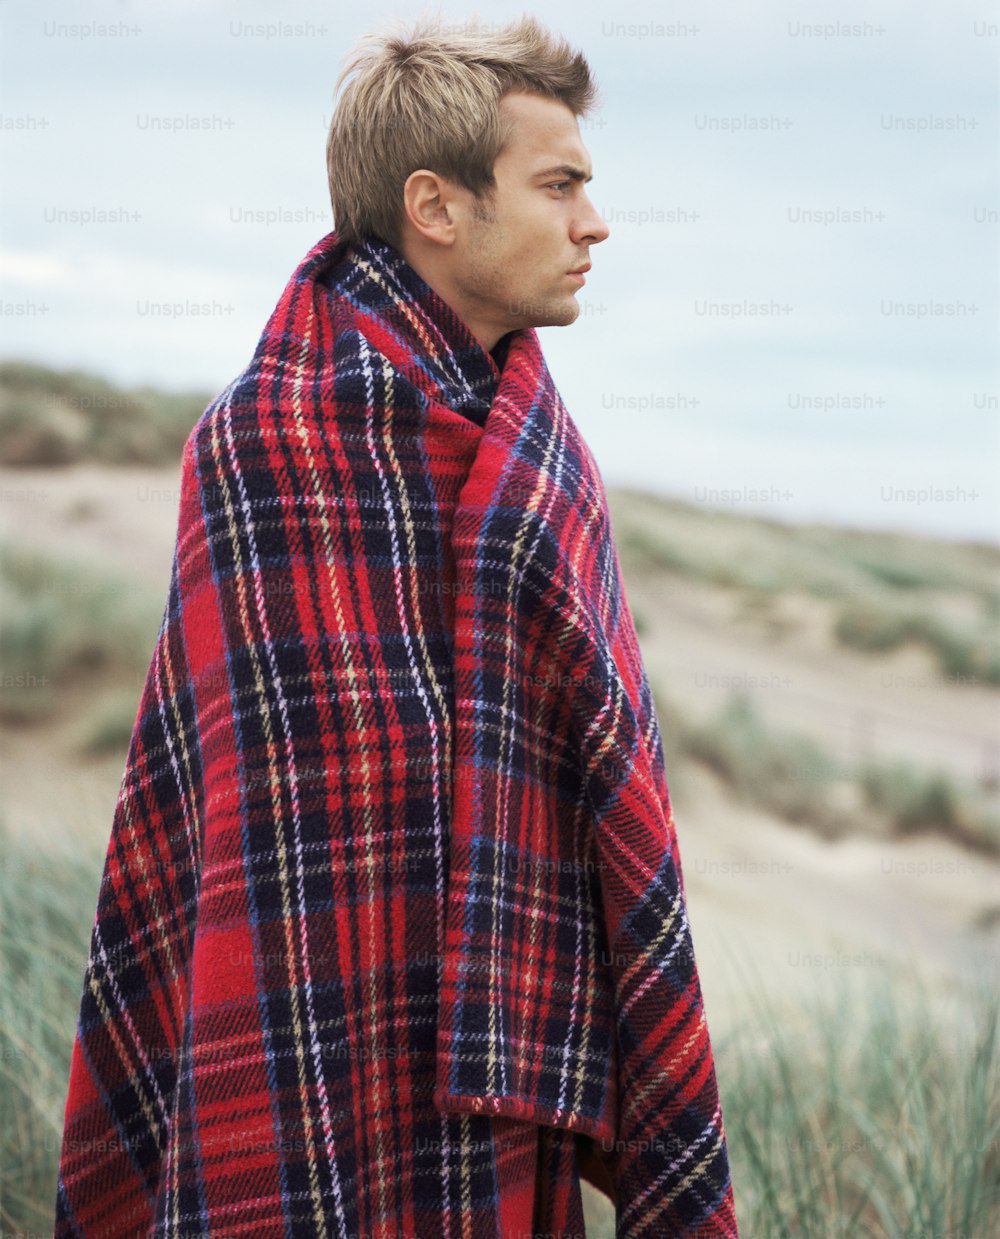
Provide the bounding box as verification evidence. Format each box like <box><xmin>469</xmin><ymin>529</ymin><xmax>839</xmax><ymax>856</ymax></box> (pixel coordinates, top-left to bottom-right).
<box><xmin>459</xmin><ymin>206</ymin><xmax>581</xmax><ymax>333</ymax></box>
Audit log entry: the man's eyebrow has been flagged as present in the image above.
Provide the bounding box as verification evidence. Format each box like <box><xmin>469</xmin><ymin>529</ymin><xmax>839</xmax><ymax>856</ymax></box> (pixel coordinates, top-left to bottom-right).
<box><xmin>533</xmin><ymin>163</ymin><xmax>593</xmax><ymax>184</ymax></box>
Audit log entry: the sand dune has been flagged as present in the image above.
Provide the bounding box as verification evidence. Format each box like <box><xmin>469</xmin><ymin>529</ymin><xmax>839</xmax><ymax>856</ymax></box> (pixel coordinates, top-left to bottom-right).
<box><xmin>2</xmin><ymin>462</ymin><xmax>997</xmax><ymax>1039</ymax></box>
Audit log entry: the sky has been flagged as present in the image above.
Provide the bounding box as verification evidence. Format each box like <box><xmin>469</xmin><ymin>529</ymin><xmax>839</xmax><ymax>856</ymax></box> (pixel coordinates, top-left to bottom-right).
<box><xmin>2</xmin><ymin>0</ymin><xmax>998</xmax><ymax>541</ymax></box>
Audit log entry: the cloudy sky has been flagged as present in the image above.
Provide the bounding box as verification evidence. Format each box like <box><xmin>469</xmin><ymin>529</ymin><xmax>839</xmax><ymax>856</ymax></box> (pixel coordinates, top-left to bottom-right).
<box><xmin>2</xmin><ymin>0</ymin><xmax>997</xmax><ymax>540</ymax></box>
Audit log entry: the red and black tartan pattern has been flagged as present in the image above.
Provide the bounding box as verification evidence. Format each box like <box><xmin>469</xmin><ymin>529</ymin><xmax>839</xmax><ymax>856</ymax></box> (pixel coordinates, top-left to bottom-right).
<box><xmin>53</xmin><ymin>230</ymin><xmax>738</xmax><ymax>1238</ymax></box>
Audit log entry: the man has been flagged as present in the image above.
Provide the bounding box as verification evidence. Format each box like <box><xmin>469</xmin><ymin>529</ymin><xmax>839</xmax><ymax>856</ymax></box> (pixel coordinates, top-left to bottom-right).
<box><xmin>54</xmin><ymin>16</ymin><xmax>739</xmax><ymax>1239</ymax></box>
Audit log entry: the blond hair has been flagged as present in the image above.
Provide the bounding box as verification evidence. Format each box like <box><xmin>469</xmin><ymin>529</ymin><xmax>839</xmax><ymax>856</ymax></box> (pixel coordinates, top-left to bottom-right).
<box><xmin>326</xmin><ymin>14</ymin><xmax>600</xmax><ymax>249</ymax></box>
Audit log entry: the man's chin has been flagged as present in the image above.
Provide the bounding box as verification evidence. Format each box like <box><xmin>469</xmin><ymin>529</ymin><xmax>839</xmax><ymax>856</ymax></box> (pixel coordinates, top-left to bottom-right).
<box><xmin>549</xmin><ymin>301</ymin><xmax>581</xmax><ymax>328</ymax></box>
<box><xmin>504</xmin><ymin>294</ymin><xmax>581</xmax><ymax>331</ymax></box>
<box><xmin>530</xmin><ymin>298</ymin><xmax>581</xmax><ymax>329</ymax></box>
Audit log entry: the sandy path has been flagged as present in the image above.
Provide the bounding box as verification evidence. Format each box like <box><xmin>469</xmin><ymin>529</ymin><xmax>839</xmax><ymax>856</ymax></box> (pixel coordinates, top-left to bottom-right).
<box><xmin>672</xmin><ymin>764</ymin><xmax>999</xmax><ymax>1031</ymax></box>
<box><xmin>1</xmin><ymin>463</ymin><xmax>182</xmax><ymax>585</ymax></box>
<box><xmin>627</xmin><ymin>569</ymin><xmax>999</xmax><ymax>789</ymax></box>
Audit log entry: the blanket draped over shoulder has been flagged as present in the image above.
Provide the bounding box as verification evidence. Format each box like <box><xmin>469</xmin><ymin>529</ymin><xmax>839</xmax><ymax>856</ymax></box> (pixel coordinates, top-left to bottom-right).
<box><xmin>54</xmin><ymin>231</ymin><xmax>739</xmax><ymax>1239</ymax></box>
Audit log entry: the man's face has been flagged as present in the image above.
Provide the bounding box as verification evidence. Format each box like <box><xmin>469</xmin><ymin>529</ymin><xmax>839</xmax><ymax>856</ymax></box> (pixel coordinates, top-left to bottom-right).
<box><xmin>450</xmin><ymin>91</ymin><xmax>610</xmax><ymax>344</ymax></box>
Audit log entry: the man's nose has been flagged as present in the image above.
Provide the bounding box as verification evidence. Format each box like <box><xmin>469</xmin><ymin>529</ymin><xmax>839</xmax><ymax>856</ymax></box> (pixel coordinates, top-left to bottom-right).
<box><xmin>575</xmin><ymin>193</ymin><xmax>610</xmax><ymax>244</ymax></box>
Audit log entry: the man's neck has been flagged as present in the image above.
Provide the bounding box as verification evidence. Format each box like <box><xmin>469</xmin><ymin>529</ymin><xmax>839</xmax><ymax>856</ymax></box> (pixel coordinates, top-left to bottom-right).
<box><xmin>396</xmin><ymin>239</ymin><xmax>504</xmax><ymax>353</ymax></box>
<box><xmin>490</xmin><ymin>332</ymin><xmax>512</xmax><ymax>370</ymax></box>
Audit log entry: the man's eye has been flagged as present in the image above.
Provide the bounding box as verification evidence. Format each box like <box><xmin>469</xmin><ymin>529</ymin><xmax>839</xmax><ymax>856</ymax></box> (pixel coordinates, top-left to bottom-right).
<box><xmin>548</xmin><ymin>181</ymin><xmax>570</xmax><ymax>192</ymax></box>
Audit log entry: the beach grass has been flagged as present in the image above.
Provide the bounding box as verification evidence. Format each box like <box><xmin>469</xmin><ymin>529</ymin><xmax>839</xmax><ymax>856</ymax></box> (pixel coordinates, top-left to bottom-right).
<box><xmin>0</xmin><ymin>541</ymin><xmax>163</xmax><ymax>723</ymax></box>
<box><xmin>678</xmin><ymin>690</ymin><xmax>1000</xmax><ymax>855</ymax></box>
<box><xmin>609</xmin><ymin>487</ymin><xmax>1000</xmax><ymax>686</ymax></box>
<box><xmin>718</xmin><ymin>969</ymin><xmax>999</xmax><ymax>1239</ymax></box>
<box><xmin>2</xmin><ymin>827</ymin><xmax>996</xmax><ymax>1238</ymax></box>
<box><xmin>0</xmin><ymin>827</ymin><xmax>103</xmax><ymax>1233</ymax></box>
<box><xmin>0</xmin><ymin>358</ymin><xmax>209</xmax><ymax>467</ymax></box>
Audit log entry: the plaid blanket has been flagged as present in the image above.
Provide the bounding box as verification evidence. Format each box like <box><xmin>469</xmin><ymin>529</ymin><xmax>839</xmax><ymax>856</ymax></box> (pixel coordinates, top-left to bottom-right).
<box><xmin>54</xmin><ymin>230</ymin><xmax>738</xmax><ymax>1238</ymax></box>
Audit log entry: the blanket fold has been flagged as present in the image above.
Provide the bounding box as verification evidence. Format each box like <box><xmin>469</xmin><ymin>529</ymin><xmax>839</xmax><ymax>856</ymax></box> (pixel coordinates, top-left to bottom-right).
<box><xmin>54</xmin><ymin>229</ymin><xmax>738</xmax><ymax>1239</ymax></box>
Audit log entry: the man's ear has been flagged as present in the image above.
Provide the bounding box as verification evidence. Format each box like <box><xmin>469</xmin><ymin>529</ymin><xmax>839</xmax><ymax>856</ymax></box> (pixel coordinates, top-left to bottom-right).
<box><xmin>402</xmin><ymin>169</ymin><xmax>458</xmax><ymax>247</ymax></box>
